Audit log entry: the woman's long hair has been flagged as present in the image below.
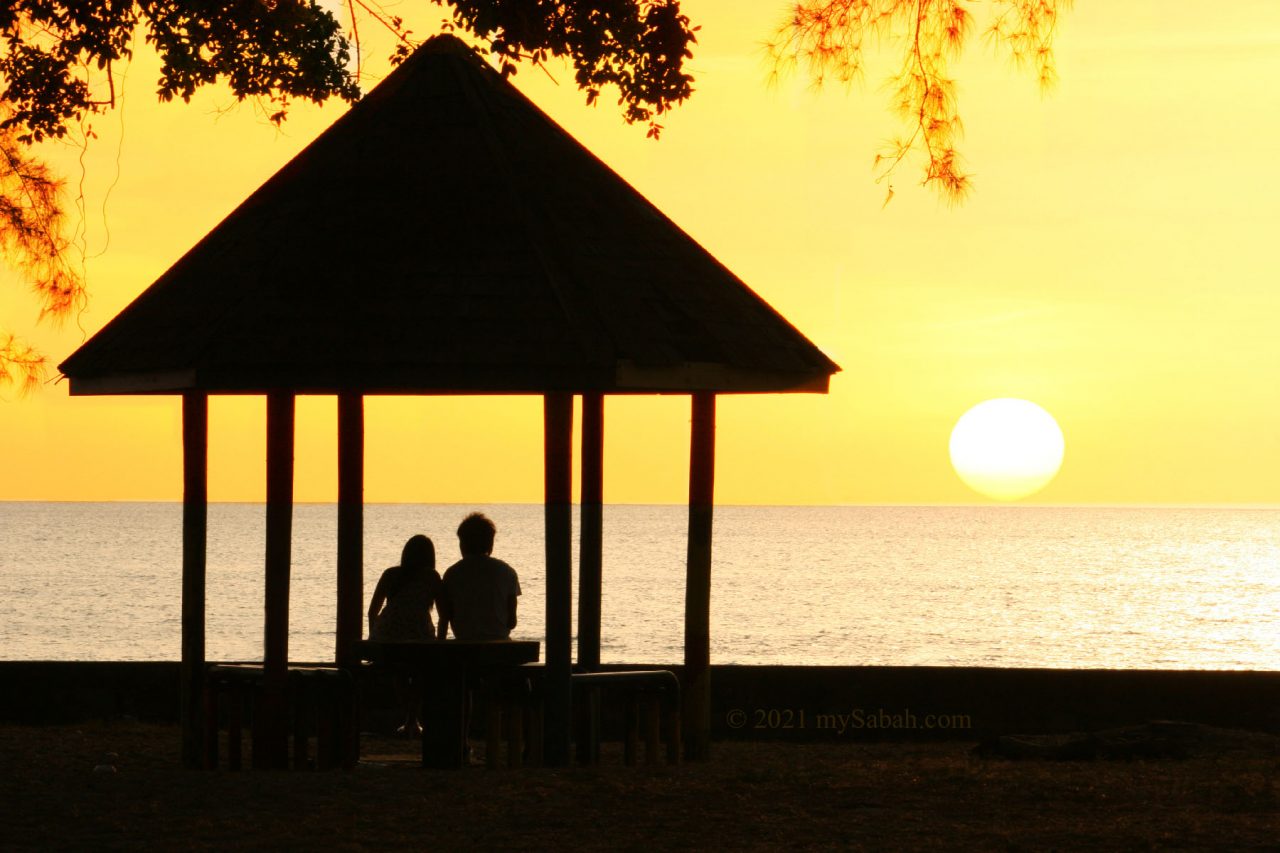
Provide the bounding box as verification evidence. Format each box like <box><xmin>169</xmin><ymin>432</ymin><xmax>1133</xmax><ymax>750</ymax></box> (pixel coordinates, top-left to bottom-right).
<box><xmin>401</xmin><ymin>534</ymin><xmax>435</xmax><ymax>574</ymax></box>
<box><xmin>391</xmin><ymin>534</ymin><xmax>440</xmax><ymax>596</ymax></box>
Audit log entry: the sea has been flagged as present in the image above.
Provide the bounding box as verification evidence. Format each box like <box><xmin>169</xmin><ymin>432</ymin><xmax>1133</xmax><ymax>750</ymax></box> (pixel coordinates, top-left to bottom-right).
<box><xmin>1</xmin><ymin>503</ymin><xmax>1277</xmax><ymax>670</ymax></box>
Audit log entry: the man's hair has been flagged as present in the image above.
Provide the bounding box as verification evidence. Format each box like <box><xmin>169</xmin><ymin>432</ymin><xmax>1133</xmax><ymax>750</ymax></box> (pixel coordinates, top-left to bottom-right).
<box><xmin>457</xmin><ymin>512</ymin><xmax>496</xmax><ymax>556</ymax></box>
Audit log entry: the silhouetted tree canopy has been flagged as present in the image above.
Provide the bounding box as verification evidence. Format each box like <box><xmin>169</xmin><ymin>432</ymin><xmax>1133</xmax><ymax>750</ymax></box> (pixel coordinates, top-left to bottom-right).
<box><xmin>0</xmin><ymin>0</ymin><xmax>1065</xmax><ymax>392</ymax></box>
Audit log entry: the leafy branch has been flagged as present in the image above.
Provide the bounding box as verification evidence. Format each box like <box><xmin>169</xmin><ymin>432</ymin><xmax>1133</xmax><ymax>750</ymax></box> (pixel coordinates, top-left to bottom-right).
<box><xmin>768</xmin><ymin>0</ymin><xmax>1070</xmax><ymax>204</ymax></box>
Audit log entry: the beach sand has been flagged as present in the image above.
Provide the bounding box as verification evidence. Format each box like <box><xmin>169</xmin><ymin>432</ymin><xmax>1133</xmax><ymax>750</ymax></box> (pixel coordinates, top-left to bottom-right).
<box><xmin>1</xmin><ymin>721</ymin><xmax>1275</xmax><ymax>850</ymax></box>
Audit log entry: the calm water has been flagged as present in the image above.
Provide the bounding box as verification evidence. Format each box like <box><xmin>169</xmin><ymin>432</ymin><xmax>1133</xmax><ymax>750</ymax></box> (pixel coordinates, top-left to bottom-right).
<box><xmin>1</xmin><ymin>503</ymin><xmax>1277</xmax><ymax>669</ymax></box>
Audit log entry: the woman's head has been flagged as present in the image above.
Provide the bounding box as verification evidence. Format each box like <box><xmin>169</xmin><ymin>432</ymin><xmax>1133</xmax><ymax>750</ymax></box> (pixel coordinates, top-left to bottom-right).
<box><xmin>401</xmin><ymin>534</ymin><xmax>435</xmax><ymax>573</ymax></box>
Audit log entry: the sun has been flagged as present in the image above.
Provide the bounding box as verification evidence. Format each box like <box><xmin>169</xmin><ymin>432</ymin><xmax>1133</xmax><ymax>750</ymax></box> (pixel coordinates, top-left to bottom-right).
<box><xmin>949</xmin><ymin>399</ymin><xmax>1065</xmax><ymax>501</ymax></box>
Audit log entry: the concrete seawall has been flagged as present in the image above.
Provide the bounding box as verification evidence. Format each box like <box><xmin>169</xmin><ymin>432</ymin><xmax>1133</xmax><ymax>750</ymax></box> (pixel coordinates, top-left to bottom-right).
<box><xmin>3</xmin><ymin>661</ymin><xmax>1277</xmax><ymax>739</ymax></box>
<box><xmin>706</xmin><ymin>665</ymin><xmax>1280</xmax><ymax>740</ymax></box>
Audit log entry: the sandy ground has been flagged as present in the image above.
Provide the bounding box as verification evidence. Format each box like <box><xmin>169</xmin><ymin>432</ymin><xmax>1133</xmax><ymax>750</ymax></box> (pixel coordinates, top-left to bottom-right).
<box><xmin>1</xmin><ymin>721</ymin><xmax>1276</xmax><ymax>851</ymax></box>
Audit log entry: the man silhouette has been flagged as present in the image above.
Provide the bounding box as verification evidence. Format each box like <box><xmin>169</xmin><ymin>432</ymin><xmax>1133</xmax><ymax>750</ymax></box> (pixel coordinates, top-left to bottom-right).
<box><xmin>439</xmin><ymin>512</ymin><xmax>521</xmax><ymax>640</ymax></box>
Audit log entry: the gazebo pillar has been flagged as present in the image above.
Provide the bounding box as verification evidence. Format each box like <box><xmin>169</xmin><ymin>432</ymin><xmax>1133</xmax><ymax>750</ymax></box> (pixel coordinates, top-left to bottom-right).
<box><xmin>258</xmin><ymin>392</ymin><xmax>295</xmax><ymax>769</ymax></box>
<box><xmin>180</xmin><ymin>392</ymin><xmax>208</xmax><ymax>769</ymax></box>
<box><xmin>577</xmin><ymin>392</ymin><xmax>604</xmax><ymax>669</ymax></box>
<box><xmin>683</xmin><ymin>391</ymin><xmax>716</xmax><ymax>761</ymax></box>
<box><xmin>335</xmin><ymin>393</ymin><xmax>364</xmax><ymax>668</ymax></box>
<box><xmin>335</xmin><ymin>394</ymin><xmax>363</xmax><ymax>764</ymax></box>
<box><xmin>543</xmin><ymin>392</ymin><xmax>574</xmax><ymax>766</ymax></box>
<box><xmin>575</xmin><ymin>393</ymin><xmax>604</xmax><ymax>764</ymax></box>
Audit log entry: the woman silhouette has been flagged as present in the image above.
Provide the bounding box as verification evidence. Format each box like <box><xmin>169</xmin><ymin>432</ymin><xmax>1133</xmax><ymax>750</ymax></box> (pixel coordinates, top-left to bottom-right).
<box><xmin>368</xmin><ymin>534</ymin><xmax>444</xmax><ymax>734</ymax></box>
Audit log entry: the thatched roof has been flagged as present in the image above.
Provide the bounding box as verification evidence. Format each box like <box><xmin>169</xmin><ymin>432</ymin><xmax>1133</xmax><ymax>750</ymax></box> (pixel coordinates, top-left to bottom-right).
<box><xmin>60</xmin><ymin>35</ymin><xmax>839</xmax><ymax>395</ymax></box>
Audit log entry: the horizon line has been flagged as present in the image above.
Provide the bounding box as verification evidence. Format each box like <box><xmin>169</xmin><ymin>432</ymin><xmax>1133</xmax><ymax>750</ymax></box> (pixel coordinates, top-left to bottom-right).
<box><xmin>3</xmin><ymin>499</ymin><xmax>1278</xmax><ymax>510</ymax></box>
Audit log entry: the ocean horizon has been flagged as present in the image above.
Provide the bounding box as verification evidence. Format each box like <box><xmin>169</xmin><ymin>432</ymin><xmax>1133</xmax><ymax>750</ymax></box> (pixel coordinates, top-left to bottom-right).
<box><xmin>2</xmin><ymin>501</ymin><xmax>1277</xmax><ymax>670</ymax></box>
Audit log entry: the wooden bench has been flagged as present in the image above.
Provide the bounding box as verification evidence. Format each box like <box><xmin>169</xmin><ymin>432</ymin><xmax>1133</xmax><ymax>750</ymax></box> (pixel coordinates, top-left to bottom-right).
<box><xmin>572</xmin><ymin>670</ymin><xmax>682</xmax><ymax>766</ymax></box>
<box><xmin>465</xmin><ymin>667</ymin><xmax>682</xmax><ymax>769</ymax></box>
<box><xmin>203</xmin><ymin>664</ymin><xmax>356</xmax><ymax>770</ymax></box>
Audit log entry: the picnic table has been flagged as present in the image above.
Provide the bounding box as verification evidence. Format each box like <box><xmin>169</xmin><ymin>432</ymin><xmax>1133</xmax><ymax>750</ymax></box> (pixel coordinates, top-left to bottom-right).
<box><xmin>354</xmin><ymin>638</ymin><xmax>541</xmax><ymax>768</ymax></box>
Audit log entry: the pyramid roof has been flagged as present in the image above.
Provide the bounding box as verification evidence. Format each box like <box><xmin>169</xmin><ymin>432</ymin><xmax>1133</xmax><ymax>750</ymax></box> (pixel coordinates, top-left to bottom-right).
<box><xmin>60</xmin><ymin>35</ymin><xmax>839</xmax><ymax>395</ymax></box>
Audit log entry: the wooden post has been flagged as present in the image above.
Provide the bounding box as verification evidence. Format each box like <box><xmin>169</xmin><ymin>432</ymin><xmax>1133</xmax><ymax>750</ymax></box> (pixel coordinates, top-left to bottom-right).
<box><xmin>683</xmin><ymin>392</ymin><xmax>715</xmax><ymax>761</ymax></box>
<box><xmin>335</xmin><ymin>393</ymin><xmax>363</xmax><ymax>767</ymax></box>
<box><xmin>624</xmin><ymin>698</ymin><xmax>638</xmax><ymax>766</ymax></box>
<box><xmin>259</xmin><ymin>391</ymin><xmax>295</xmax><ymax>769</ymax></box>
<box><xmin>507</xmin><ymin>706</ymin><xmax>524</xmax><ymax>769</ymax></box>
<box><xmin>576</xmin><ymin>393</ymin><xmax>603</xmax><ymax>764</ymax></box>
<box><xmin>203</xmin><ymin>679</ymin><xmax>219</xmax><ymax>769</ymax></box>
<box><xmin>644</xmin><ymin>698</ymin><xmax>661</xmax><ymax>765</ymax></box>
<box><xmin>577</xmin><ymin>392</ymin><xmax>604</xmax><ymax>668</ymax></box>
<box><xmin>543</xmin><ymin>393</ymin><xmax>574</xmax><ymax>767</ymax></box>
<box><xmin>486</xmin><ymin>704</ymin><xmax>503</xmax><ymax>770</ymax></box>
<box><xmin>421</xmin><ymin>662</ymin><xmax>467</xmax><ymax>769</ymax></box>
<box><xmin>180</xmin><ymin>393</ymin><xmax>208</xmax><ymax>769</ymax></box>
<box><xmin>336</xmin><ymin>393</ymin><xmax>364</xmax><ymax>668</ymax></box>
<box><xmin>228</xmin><ymin>689</ymin><xmax>243</xmax><ymax>770</ymax></box>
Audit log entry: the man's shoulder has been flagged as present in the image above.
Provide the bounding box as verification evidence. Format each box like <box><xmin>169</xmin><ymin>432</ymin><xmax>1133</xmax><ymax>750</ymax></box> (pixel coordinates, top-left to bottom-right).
<box><xmin>482</xmin><ymin>557</ymin><xmax>519</xmax><ymax>586</ymax></box>
<box><xmin>444</xmin><ymin>555</ymin><xmax>518</xmax><ymax>580</ymax></box>
<box><xmin>441</xmin><ymin>559</ymin><xmax>467</xmax><ymax>583</ymax></box>
<box><xmin>491</xmin><ymin>558</ymin><xmax>520</xmax><ymax>596</ymax></box>
<box><xmin>443</xmin><ymin>555</ymin><xmax>501</xmax><ymax>576</ymax></box>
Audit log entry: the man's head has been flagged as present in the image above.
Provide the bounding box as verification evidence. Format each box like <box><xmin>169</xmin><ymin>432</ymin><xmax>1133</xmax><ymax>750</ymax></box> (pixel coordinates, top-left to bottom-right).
<box><xmin>457</xmin><ymin>512</ymin><xmax>497</xmax><ymax>557</ymax></box>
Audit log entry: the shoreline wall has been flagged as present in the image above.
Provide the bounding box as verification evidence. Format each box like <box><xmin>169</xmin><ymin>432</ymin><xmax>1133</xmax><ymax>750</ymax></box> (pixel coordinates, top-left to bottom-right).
<box><xmin>2</xmin><ymin>662</ymin><xmax>1277</xmax><ymax>738</ymax></box>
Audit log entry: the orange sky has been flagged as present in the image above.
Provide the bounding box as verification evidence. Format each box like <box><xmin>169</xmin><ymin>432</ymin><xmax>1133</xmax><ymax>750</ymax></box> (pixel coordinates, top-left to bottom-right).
<box><xmin>2</xmin><ymin>0</ymin><xmax>1279</xmax><ymax>505</ymax></box>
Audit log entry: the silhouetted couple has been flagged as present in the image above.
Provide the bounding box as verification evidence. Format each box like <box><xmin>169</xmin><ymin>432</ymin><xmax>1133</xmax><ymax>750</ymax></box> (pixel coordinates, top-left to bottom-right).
<box><xmin>368</xmin><ymin>512</ymin><xmax>522</xmax><ymax>643</ymax></box>
<box><xmin>366</xmin><ymin>512</ymin><xmax>522</xmax><ymax>733</ymax></box>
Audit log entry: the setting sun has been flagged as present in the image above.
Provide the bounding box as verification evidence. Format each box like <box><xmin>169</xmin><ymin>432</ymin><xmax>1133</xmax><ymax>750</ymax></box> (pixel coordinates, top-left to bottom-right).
<box><xmin>949</xmin><ymin>399</ymin><xmax>1065</xmax><ymax>501</ymax></box>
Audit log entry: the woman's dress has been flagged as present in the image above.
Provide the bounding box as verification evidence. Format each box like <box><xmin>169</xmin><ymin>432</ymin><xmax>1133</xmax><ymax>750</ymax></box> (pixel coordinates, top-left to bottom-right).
<box><xmin>370</xmin><ymin>570</ymin><xmax>439</xmax><ymax>641</ymax></box>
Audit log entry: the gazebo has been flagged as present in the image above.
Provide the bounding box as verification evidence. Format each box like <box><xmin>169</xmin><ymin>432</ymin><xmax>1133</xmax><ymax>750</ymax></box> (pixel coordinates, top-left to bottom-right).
<box><xmin>59</xmin><ymin>34</ymin><xmax>839</xmax><ymax>767</ymax></box>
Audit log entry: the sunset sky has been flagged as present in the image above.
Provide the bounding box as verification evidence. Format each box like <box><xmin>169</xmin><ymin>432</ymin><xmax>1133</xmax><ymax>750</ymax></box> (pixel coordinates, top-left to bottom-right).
<box><xmin>2</xmin><ymin>0</ymin><xmax>1278</xmax><ymax>506</ymax></box>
